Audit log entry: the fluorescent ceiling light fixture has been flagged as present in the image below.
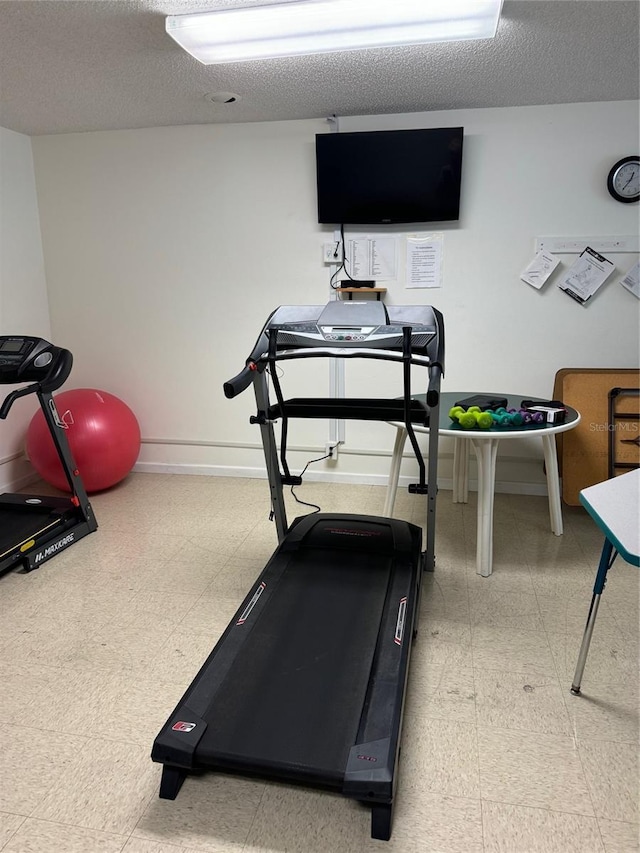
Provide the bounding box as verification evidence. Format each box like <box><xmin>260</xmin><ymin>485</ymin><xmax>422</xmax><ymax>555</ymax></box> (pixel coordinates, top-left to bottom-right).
<box><xmin>166</xmin><ymin>0</ymin><xmax>504</xmax><ymax>64</ymax></box>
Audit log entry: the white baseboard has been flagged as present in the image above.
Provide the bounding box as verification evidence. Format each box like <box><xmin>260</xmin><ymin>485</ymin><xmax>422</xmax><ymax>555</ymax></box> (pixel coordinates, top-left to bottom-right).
<box><xmin>132</xmin><ymin>461</ymin><xmax>550</xmax><ymax>496</ymax></box>
<box><xmin>0</xmin><ymin>472</ymin><xmax>40</xmax><ymax>492</ymax></box>
<box><xmin>0</xmin><ymin>460</ymin><xmax>549</xmax><ymax>497</ymax></box>
<box><xmin>0</xmin><ymin>456</ymin><xmax>40</xmax><ymax>493</ymax></box>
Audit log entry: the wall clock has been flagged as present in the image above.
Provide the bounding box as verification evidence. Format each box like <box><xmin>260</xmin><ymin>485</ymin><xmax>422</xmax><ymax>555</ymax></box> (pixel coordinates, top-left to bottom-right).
<box><xmin>607</xmin><ymin>156</ymin><xmax>640</xmax><ymax>203</ymax></box>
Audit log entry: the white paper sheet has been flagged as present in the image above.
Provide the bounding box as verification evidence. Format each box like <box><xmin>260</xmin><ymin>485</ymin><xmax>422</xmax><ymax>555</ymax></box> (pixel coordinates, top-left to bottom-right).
<box><xmin>345</xmin><ymin>237</ymin><xmax>397</xmax><ymax>280</ymax></box>
<box><xmin>406</xmin><ymin>235</ymin><xmax>443</xmax><ymax>288</ymax></box>
<box><xmin>620</xmin><ymin>261</ymin><xmax>640</xmax><ymax>299</ymax></box>
<box><xmin>557</xmin><ymin>246</ymin><xmax>615</xmax><ymax>305</ymax></box>
<box><xmin>520</xmin><ymin>250</ymin><xmax>560</xmax><ymax>289</ymax></box>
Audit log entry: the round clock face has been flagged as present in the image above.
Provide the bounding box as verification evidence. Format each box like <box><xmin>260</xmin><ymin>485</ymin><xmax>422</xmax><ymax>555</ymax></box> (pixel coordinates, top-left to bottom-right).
<box><xmin>607</xmin><ymin>156</ymin><xmax>640</xmax><ymax>203</ymax></box>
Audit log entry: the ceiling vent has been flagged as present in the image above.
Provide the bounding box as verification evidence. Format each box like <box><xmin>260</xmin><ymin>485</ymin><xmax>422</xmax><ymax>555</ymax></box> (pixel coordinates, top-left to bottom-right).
<box><xmin>204</xmin><ymin>91</ymin><xmax>240</xmax><ymax>105</ymax></box>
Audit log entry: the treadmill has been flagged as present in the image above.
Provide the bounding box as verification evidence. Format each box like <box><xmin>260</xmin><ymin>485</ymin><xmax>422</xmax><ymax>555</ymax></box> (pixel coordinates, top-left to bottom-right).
<box><xmin>152</xmin><ymin>300</ymin><xmax>444</xmax><ymax>840</ymax></box>
<box><xmin>0</xmin><ymin>336</ymin><xmax>97</xmax><ymax>577</ymax></box>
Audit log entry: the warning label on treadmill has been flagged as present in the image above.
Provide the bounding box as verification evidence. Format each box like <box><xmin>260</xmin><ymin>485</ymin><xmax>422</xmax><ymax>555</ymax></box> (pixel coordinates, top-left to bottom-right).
<box><xmin>394</xmin><ymin>597</ymin><xmax>407</xmax><ymax>645</ymax></box>
<box><xmin>172</xmin><ymin>721</ymin><xmax>196</xmax><ymax>732</ymax></box>
<box><xmin>326</xmin><ymin>528</ymin><xmax>382</xmax><ymax>537</ymax></box>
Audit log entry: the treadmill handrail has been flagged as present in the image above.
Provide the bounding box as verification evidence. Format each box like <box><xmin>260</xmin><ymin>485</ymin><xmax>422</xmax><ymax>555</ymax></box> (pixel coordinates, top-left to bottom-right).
<box><xmin>0</xmin><ymin>383</ymin><xmax>39</xmax><ymax>420</ymax></box>
<box><xmin>252</xmin><ymin>347</ymin><xmax>436</xmax><ymax>367</ymax></box>
<box><xmin>223</xmin><ymin>347</ymin><xmax>438</xmax><ymax>400</ymax></box>
<box><xmin>0</xmin><ymin>342</ymin><xmax>73</xmax><ymax>418</ymax></box>
<box><xmin>224</xmin><ymin>365</ymin><xmax>256</xmax><ymax>399</ymax></box>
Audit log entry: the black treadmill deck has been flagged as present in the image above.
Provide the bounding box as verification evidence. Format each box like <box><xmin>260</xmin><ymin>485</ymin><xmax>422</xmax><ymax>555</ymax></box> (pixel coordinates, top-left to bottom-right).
<box><xmin>152</xmin><ymin>513</ymin><xmax>422</xmax><ymax>838</ymax></box>
<box><xmin>0</xmin><ymin>493</ymin><xmax>95</xmax><ymax>575</ymax></box>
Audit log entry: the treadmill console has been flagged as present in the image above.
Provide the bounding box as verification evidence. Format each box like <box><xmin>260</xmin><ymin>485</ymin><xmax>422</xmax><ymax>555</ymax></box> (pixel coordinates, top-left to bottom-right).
<box><xmin>265</xmin><ymin>302</ymin><xmax>440</xmax><ymax>359</ymax></box>
<box><xmin>272</xmin><ymin>322</ymin><xmax>435</xmax><ymax>346</ymax></box>
<box><xmin>0</xmin><ymin>336</ymin><xmax>71</xmax><ymax>387</ymax></box>
<box><xmin>224</xmin><ymin>300</ymin><xmax>445</xmax><ymax>402</ymax></box>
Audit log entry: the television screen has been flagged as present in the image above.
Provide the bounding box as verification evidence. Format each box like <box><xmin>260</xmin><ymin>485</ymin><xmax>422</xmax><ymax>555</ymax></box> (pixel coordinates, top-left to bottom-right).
<box><xmin>315</xmin><ymin>127</ymin><xmax>463</xmax><ymax>225</ymax></box>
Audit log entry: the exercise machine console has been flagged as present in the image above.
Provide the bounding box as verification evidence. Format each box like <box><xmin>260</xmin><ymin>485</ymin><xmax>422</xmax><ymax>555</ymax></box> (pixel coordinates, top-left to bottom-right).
<box><xmin>152</xmin><ymin>301</ymin><xmax>444</xmax><ymax>839</ymax></box>
<box><xmin>0</xmin><ymin>336</ymin><xmax>97</xmax><ymax>576</ymax></box>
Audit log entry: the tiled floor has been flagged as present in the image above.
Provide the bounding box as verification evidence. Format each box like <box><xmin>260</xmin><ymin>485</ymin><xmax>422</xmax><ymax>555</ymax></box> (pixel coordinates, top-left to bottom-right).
<box><xmin>1</xmin><ymin>472</ymin><xmax>638</xmax><ymax>852</ymax></box>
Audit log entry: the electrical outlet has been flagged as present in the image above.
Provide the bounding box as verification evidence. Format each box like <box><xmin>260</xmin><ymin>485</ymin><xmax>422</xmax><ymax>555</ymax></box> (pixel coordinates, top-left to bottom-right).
<box><xmin>323</xmin><ymin>242</ymin><xmax>340</xmax><ymax>263</ymax></box>
<box><xmin>325</xmin><ymin>441</ymin><xmax>339</xmax><ymax>459</ymax></box>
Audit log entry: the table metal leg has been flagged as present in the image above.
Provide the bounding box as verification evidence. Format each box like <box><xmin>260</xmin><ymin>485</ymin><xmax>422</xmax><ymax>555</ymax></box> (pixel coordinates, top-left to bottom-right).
<box><xmin>383</xmin><ymin>427</ymin><xmax>407</xmax><ymax>517</ymax></box>
<box><xmin>452</xmin><ymin>437</ymin><xmax>469</xmax><ymax>503</ymax></box>
<box><xmin>541</xmin><ymin>433</ymin><xmax>563</xmax><ymax>536</ymax></box>
<box><xmin>470</xmin><ymin>437</ymin><xmax>499</xmax><ymax>577</ymax></box>
<box><xmin>571</xmin><ymin>538</ymin><xmax>617</xmax><ymax>695</ymax></box>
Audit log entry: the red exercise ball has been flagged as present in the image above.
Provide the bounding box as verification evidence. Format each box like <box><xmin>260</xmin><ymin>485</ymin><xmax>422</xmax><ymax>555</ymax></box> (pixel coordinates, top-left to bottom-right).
<box><xmin>26</xmin><ymin>388</ymin><xmax>141</xmax><ymax>493</ymax></box>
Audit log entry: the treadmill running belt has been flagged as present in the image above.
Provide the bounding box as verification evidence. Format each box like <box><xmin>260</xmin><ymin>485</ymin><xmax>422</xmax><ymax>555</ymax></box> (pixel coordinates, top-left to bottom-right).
<box><xmin>198</xmin><ymin>548</ymin><xmax>392</xmax><ymax>783</ymax></box>
<box><xmin>0</xmin><ymin>508</ymin><xmax>62</xmax><ymax>560</ymax></box>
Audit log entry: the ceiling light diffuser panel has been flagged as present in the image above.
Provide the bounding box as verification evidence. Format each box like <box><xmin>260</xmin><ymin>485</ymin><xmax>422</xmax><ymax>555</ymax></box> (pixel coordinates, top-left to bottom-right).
<box><xmin>166</xmin><ymin>0</ymin><xmax>504</xmax><ymax>64</ymax></box>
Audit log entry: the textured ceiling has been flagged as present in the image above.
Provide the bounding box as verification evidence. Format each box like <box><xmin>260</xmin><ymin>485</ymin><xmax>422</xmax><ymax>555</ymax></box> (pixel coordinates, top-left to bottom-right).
<box><xmin>0</xmin><ymin>0</ymin><xmax>638</xmax><ymax>136</ymax></box>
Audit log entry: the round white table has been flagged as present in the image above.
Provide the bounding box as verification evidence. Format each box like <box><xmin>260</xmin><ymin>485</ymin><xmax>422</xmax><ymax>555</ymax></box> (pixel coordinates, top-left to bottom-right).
<box><xmin>384</xmin><ymin>392</ymin><xmax>581</xmax><ymax>577</ymax></box>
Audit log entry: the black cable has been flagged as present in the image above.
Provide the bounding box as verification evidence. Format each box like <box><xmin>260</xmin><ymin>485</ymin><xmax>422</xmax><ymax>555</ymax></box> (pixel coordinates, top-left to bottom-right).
<box><xmin>289</xmin><ymin>451</ymin><xmax>332</xmax><ymax>514</ymax></box>
<box><xmin>340</xmin><ymin>223</ymin><xmax>356</xmax><ymax>281</ymax></box>
<box><xmin>265</xmin><ymin>363</ymin><xmax>284</xmax><ymax>380</ymax></box>
<box><xmin>329</xmin><ymin>265</ymin><xmax>345</xmax><ymax>289</ymax></box>
<box><xmin>329</xmin><ymin>223</ymin><xmax>356</xmax><ymax>289</ymax></box>
<box><xmin>262</xmin><ymin>371</ymin><xmax>329</xmax><ymax>515</ymax></box>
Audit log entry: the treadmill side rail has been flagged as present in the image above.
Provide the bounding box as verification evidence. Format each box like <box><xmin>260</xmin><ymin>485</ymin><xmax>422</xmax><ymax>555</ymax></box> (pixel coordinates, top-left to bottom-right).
<box><xmin>19</xmin><ymin>520</ymin><xmax>96</xmax><ymax>573</ymax></box>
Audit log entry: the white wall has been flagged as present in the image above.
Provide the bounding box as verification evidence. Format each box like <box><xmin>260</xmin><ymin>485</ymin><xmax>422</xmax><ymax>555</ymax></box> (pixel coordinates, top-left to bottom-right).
<box><xmin>31</xmin><ymin>101</ymin><xmax>640</xmax><ymax>492</ymax></box>
<box><xmin>0</xmin><ymin>126</ymin><xmax>51</xmax><ymax>489</ymax></box>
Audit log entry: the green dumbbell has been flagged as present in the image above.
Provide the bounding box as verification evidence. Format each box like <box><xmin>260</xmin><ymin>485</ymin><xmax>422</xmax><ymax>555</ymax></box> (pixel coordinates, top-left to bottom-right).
<box><xmin>458</xmin><ymin>412</ymin><xmax>478</xmax><ymax>429</ymax></box>
<box><xmin>450</xmin><ymin>405</ymin><xmax>493</xmax><ymax>430</ymax></box>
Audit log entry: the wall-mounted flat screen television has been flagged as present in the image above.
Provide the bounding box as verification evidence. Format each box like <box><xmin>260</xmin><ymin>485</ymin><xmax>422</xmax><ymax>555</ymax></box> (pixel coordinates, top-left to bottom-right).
<box><xmin>315</xmin><ymin>127</ymin><xmax>463</xmax><ymax>225</ymax></box>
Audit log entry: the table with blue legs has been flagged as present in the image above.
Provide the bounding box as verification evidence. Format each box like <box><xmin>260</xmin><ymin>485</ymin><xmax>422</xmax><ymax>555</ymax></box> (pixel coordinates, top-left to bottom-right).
<box><xmin>571</xmin><ymin>468</ymin><xmax>640</xmax><ymax>695</ymax></box>
<box><xmin>384</xmin><ymin>392</ymin><xmax>581</xmax><ymax>577</ymax></box>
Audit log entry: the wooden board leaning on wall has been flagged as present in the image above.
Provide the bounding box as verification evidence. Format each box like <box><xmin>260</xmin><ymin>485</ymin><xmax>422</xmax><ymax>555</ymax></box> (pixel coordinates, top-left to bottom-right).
<box><xmin>553</xmin><ymin>368</ymin><xmax>640</xmax><ymax>505</ymax></box>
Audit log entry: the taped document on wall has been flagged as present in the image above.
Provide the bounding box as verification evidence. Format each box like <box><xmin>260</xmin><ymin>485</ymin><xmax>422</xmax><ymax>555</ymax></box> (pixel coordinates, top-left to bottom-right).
<box><xmin>345</xmin><ymin>237</ymin><xmax>397</xmax><ymax>280</ymax></box>
<box><xmin>520</xmin><ymin>250</ymin><xmax>560</xmax><ymax>289</ymax></box>
<box><xmin>406</xmin><ymin>234</ymin><xmax>443</xmax><ymax>289</ymax></box>
<box><xmin>620</xmin><ymin>261</ymin><xmax>640</xmax><ymax>299</ymax></box>
<box><xmin>557</xmin><ymin>246</ymin><xmax>615</xmax><ymax>305</ymax></box>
